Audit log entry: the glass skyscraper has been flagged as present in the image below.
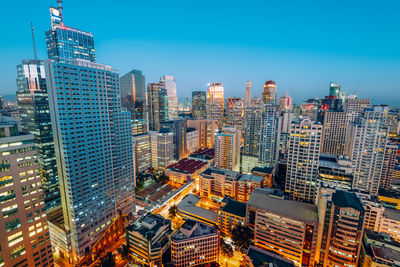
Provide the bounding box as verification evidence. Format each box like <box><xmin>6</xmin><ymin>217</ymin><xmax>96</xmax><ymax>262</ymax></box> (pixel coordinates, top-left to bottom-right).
<box><xmin>147</xmin><ymin>82</ymin><xmax>169</xmax><ymax>131</ymax></box>
<box><xmin>16</xmin><ymin>59</ymin><xmax>60</xmax><ymax>210</ymax></box>
<box><xmin>192</xmin><ymin>91</ymin><xmax>207</xmax><ymax>119</ymax></box>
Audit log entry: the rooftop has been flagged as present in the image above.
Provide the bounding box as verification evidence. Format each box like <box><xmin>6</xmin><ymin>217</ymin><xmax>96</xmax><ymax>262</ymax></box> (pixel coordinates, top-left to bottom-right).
<box><xmin>251</xmin><ymin>166</ymin><xmax>274</xmax><ymax>175</ymax></box>
<box><xmin>189</xmin><ymin>148</ymin><xmax>215</xmax><ymax>160</ymax></box>
<box><xmin>247</xmin><ymin>188</ymin><xmax>318</xmax><ymax>223</ymax></box>
<box><xmin>383</xmin><ymin>208</ymin><xmax>400</xmax><ymax>221</ymax></box>
<box><xmin>246</xmin><ymin>246</ymin><xmax>295</xmax><ymax>267</ymax></box>
<box><xmin>166</xmin><ymin>158</ymin><xmax>208</xmax><ymax>174</ymax></box>
<box><xmin>201</xmin><ymin>166</ymin><xmax>241</xmax><ymax>180</ymax></box>
<box><xmin>365</xmin><ymin>229</ymin><xmax>400</xmax><ymax>247</ymax></box>
<box><xmin>171</xmin><ymin>219</ymin><xmax>218</xmax><ymax>241</ymax></box>
<box><xmin>332</xmin><ymin>190</ymin><xmax>365</xmax><ymax>212</ymax></box>
<box><xmin>126</xmin><ymin>213</ymin><xmax>171</xmax><ymax>241</ymax></box>
<box><xmin>239</xmin><ymin>173</ymin><xmax>264</xmax><ymax>183</ymax></box>
<box><xmin>177</xmin><ymin>194</ymin><xmax>218</xmax><ymax>223</ymax></box>
<box><xmin>371</xmin><ymin>245</ymin><xmax>400</xmax><ymax>264</ymax></box>
<box><xmin>220</xmin><ymin>198</ymin><xmax>247</xmax><ymax>218</ymax></box>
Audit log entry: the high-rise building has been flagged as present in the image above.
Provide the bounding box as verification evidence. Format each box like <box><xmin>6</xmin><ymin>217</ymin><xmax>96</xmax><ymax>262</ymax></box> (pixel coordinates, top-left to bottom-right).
<box><xmin>171</xmin><ymin>220</ymin><xmax>219</xmax><ymax>267</ymax></box>
<box><xmin>191</xmin><ymin>91</ymin><xmax>207</xmax><ymax>119</ymax></box>
<box><xmin>279</xmin><ymin>110</ymin><xmax>294</xmax><ymax>153</ymax></box>
<box><xmin>16</xmin><ymin>59</ymin><xmax>60</xmax><ymax>210</ymax></box>
<box><xmin>261</xmin><ymin>80</ymin><xmax>277</xmax><ymax>105</ymax></box>
<box><xmin>150</xmin><ymin>130</ymin><xmax>174</xmax><ymax>170</ymax></box>
<box><xmin>381</xmin><ymin>143</ymin><xmax>397</xmax><ymax>190</ymax></box>
<box><xmin>161</xmin><ymin>75</ymin><xmax>179</xmax><ymax>119</ymax></box>
<box><xmin>133</xmin><ymin>132</ymin><xmax>151</xmax><ymax>173</ymax></box>
<box><xmin>147</xmin><ymin>82</ymin><xmax>169</xmax><ymax>131</ymax></box>
<box><xmin>344</xmin><ymin>98</ymin><xmax>370</xmax><ymax>114</ymax></box>
<box><xmin>286</xmin><ymin>119</ymin><xmax>322</xmax><ymax>202</ymax></box>
<box><xmin>215</xmin><ymin>127</ymin><xmax>241</xmax><ymax>171</ymax></box>
<box><xmin>0</xmin><ymin>117</ymin><xmax>53</xmax><ymax>267</ymax></box>
<box><xmin>225</xmin><ymin>97</ymin><xmax>244</xmax><ymax>131</ymax></box>
<box><xmin>206</xmin><ymin>83</ymin><xmax>224</xmax><ymax>123</ymax></box>
<box><xmin>199</xmin><ymin>167</ymin><xmax>241</xmax><ymax>199</ymax></box>
<box><xmin>318</xmin><ymin>154</ymin><xmax>353</xmax><ymax>190</ymax></box>
<box><xmin>346</xmin><ymin>106</ymin><xmax>389</xmax><ymax>195</ymax></box>
<box><xmin>258</xmin><ymin>105</ymin><xmax>281</xmax><ymax>168</ymax></box>
<box><xmin>120</xmin><ymin>69</ymin><xmax>148</xmax><ymax>135</ymax></box>
<box><xmin>328</xmin><ymin>82</ymin><xmax>341</xmax><ymax>98</ymax></box>
<box><xmin>45</xmin><ymin>5</ymin><xmax>95</xmax><ymax>62</ymax></box>
<box><xmin>45</xmin><ymin>58</ymin><xmax>135</xmax><ymax>261</ymax></box>
<box><xmin>187</xmin><ymin>119</ymin><xmax>218</xmax><ymax>149</ymax></box>
<box><xmin>279</xmin><ymin>92</ymin><xmax>293</xmax><ymax>112</ymax></box>
<box><xmin>245</xmin><ymin>81</ymin><xmax>252</xmax><ymax>107</ymax></box>
<box><xmin>162</xmin><ymin>119</ymin><xmax>187</xmax><ymax>160</ymax></box>
<box><xmin>186</xmin><ymin>128</ymin><xmax>199</xmax><ymax>155</ymax></box>
<box><xmin>321</xmin><ymin>111</ymin><xmax>351</xmax><ymax>155</ymax></box>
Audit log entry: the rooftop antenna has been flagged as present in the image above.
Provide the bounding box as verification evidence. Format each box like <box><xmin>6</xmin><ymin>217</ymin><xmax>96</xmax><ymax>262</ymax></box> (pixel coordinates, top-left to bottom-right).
<box><xmin>30</xmin><ymin>22</ymin><xmax>38</xmax><ymax>60</ymax></box>
<box><xmin>57</xmin><ymin>0</ymin><xmax>63</xmax><ymax>22</ymax></box>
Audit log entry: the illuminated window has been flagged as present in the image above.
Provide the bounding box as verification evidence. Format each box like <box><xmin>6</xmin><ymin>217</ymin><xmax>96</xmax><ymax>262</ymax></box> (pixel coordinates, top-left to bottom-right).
<box><xmin>10</xmin><ymin>245</ymin><xmax>25</xmax><ymax>259</ymax></box>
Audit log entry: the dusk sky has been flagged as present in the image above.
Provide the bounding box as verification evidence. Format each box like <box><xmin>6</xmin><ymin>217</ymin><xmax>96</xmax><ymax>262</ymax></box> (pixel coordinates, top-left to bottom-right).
<box><xmin>1</xmin><ymin>0</ymin><xmax>399</xmax><ymax>105</ymax></box>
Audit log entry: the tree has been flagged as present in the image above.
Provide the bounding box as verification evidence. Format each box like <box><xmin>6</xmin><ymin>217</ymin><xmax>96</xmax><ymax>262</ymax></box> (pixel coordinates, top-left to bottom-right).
<box><xmin>117</xmin><ymin>244</ymin><xmax>130</xmax><ymax>261</ymax></box>
<box><xmin>231</xmin><ymin>225</ymin><xmax>253</xmax><ymax>253</ymax></box>
<box><xmin>220</xmin><ymin>237</ymin><xmax>234</xmax><ymax>258</ymax></box>
<box><xmin>98</xmin><ymin>252</ymin><xmax>115</xmax><ymax>267</ymax></box>
<box><xmin>168</xmin><ymin>204</ymin><xmax>178</xmax><ymax>220</ymax></box>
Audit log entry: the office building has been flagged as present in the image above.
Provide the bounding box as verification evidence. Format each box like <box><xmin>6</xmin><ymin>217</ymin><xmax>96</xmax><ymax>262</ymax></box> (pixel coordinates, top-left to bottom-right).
<box><xmin>0</xmin><ymin>117</ymin><xmax>53</xmax><ymax>267</ymax></box>
<box><xmin>45</xmin><ymin>5</ymin><xmax>95</xmax><ymax>62</ymax></box>
<box><xmin>187</xmin><ymin>119</ymin><xmax>218</xmax><ymax>149</ymax></box>
<box><xmin>321</xmin><ymin>111</ymin><xmax>350</xmax><ymax>155</ymax></box>
<box><xmin>218</xmin><ymin>197</ymin><xmax>246</xmax><ymax>236</ymax></box>
<box><xmin>286</xmin><ymin>119</ymin><xmax>322</xmax><ymax>203</ymax></box>
<box><xmin>133</xmin><ymin>132</ymin><xmax>151</xmax><ymax>173</ymax></box>
<box><xmin>147</xmin><ymin>82</ymin><xmax>169</xmax><ymax>131</ymax></box>
<box><xmin>381</xmin><ymin>143</ymin><xmax>397</xmax><ymax>190</ymax></box>
<box><xmin>258</xmin><ymin>105</ymin><xmax>281</xmax><ymax>168</ymax></box>
<box><xmin>329</xmin><ymin>82</ymin><xmax>341</xmax><ymax>98</ymax></box>
<box><xmin>16</xmin><ymin>59</ymin><xmax>60</xmax><ymax>210</ymax></box>
<box><xmin>245</xmin><ymin>81</ymin><xmax>252</xmax><ymax>107</ymax></box>
<box><xmin>346</xmin><ymin>106</ymin><xmax>389</xmax><ymax>195</ymax></box>
<box><xmin>279</xmin><ymin>92</ymin><xmax>293</xmax><ymax>112</ymax></box>
<box><xmin>171</xmin><ymin>220</ymin><xmax>219</xmax><ymax>267</ymax></box>
<box><xmin>150</xmin><ymin>130</ymin><xmax>174</xmax><ymax>170</ymax></box>
<box><xmin>162</xmin><ymin>119</ymin><xmax>187</xmax><ymax>160</ymax></box>
<box><xmin>191</xmin><ymin>91</ymin><xmax>207</xmax><ymax>119</ymax></box>
<box><xmin>120</xmin><ymin>69</ymin><xmax>148</xmax><ymax>135</ymax></box>
<box><xmin>45</xmin><ymin>58</ymin><xmax>135</xmax><ymax>261</ymax></box>
<box><xmin>206</xmin><ymin>82</ymin><xmax>224</xmax><ymax>123</ymax></box>
<box><xmin>318</xmin><ymin>154</ymin><xmax>353</xmax><ymax>190</ymax></box>
<box><xmin>261</xmin><ymin>80</ymin><xmax>277</xmax><ymax>105</ymax></box>
<box><xmin>126</xmin><ymin>213</ymin><xmax>172</xmax><ymax>266</ymax></box>
<box><xmin>186</xmin><ymin>128</ymin><xmax>199</xmax><ymax>155</ymax></box>
<box><xmin>344</xmin><ymin>98</ymin><xmax>371</xmax><ymax>114</ymax></box>
<box><xmin>300</xmin><ymin>101</ymin><xmax>318</xmax><ymax>121</ymax></box>
<box><xmin>161</xmin><ymin>75</ymin><xmax>179</xmax><ymax>119</ymax></box>
<box><xmin>247</xmin><ymin>188</ymin><xmax>319</xmax><ymax>266</ymax></box>
<box><xmin>199</xmin><ymin>167</ymin><xmax>241</xmax><ymax>199</ymax></box>
<box><xmin>237</xmin><ymin>173</ymin><xmax>265</xmax><ymax>203</ymax></box>
<box><xmin>225</xmin><ymin>97</ymin><xmax>244</xmax><ymax>131</ymax></box>
<box><xmin>215</xmin><ymin>127</ymin><xmax>241</xmax><ymax>171</ymax></box>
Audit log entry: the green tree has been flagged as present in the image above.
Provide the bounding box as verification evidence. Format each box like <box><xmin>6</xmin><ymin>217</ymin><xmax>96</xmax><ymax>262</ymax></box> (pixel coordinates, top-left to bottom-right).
<box><xmin>98</xmin><ymin>252</ymin><xmax>115</xmax><ymax>267</ymax></box>
<box><xmin>168</xmin><ymin>204</ymin><xmax>178</xmax><ymax>220</ymax></box>
<box><xmin>117</xmin><ymin>244</ymin><xmax>130</xmax><ymax>261</ymax></box>
<box><xmin>231</xmin><ymin>225</ymin><xmax>253</xmax><ymax>253</ymax></box>
<box><xmin>220</xmin><ymin>237</ymin><xmax>234</xmax><ymax>258</ymax></box>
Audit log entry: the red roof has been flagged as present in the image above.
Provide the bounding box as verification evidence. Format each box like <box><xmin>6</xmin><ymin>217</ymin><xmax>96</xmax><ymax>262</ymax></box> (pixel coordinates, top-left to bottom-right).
<box><xmin>166</xmin><ymin>158</ymin><xmax>208</xmax><ymax>174</ymax></box>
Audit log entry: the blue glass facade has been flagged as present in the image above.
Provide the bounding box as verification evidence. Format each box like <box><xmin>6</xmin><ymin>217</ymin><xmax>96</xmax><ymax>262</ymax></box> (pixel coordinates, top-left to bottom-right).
<box><xmin>46</xmin><ymin>59</ymin><xmax>135</xmax><ymax>259</ymax></box>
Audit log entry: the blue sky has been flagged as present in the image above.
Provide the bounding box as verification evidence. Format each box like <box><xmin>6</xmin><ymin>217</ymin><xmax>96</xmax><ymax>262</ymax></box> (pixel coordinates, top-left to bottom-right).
<box><xmin>1</xmin><ymin>0</ymin><xmax>399</xmax><ymax>105</ymax></box>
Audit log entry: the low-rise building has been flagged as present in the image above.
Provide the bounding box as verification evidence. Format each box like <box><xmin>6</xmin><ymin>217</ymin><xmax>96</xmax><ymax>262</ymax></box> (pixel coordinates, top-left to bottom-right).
<box><xmin>171</xmin><ymin>219</ymin><xmax>219</xmax><ymax>267</ymax></box>
<box><xmin>188</xmin><ymin>148</ymin><xmax>215</xmax><ymax>163</ymax></box>
<box><xmin>126</xmin><ymin>213</ymin><xmax>172</xmax><ymax>266</ymax></box>
<box><xmin>251</xmin><ymin>167</ymin><xmax>273</xmax><ymax>187</ymax></box>
<box><xmin>218</xmin><ymin>197</ymin><xmax>246</xmax><ymax>236</ymax></box>
<box><xmin>176</xmin><ymin>194</ymin><xmax>218</xmax><ymax>226</ymax></box>
<box><xmin>237</xmin><ymin>173</ymin><xmax>265</xmax><ymax>203</ymax></box>
<box><xmin>245</xmin><ymin>246</ymin><xmax>295</xmax><ymax>267</ymax></box>
<box><xmin>199</xmin><ymin>167</ymin><xmax>241</xmax><ymax>199</ymax></box>
<box><xmin>165</xmin><ymin>158</ymin><xmax>209</xmax><ymax>184</ymax></box>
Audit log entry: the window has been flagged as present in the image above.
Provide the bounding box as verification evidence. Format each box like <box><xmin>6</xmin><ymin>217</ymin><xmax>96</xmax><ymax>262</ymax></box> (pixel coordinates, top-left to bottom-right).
<box><xmin>10</xmin><ymin>245</ymin><xmax>25</xmax><ymax>259</ymax></box>
<box><xmin>6</xmin><ymin>218</ymin><xmax>21</xmax><ymax>232</ymax></box>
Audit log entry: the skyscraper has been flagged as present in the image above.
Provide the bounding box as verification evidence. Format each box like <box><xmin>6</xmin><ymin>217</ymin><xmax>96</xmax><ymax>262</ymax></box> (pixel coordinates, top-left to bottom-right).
<box><xmin>16</xmin><ymin>59</ymin><xmax>60</xmax><ymax>210</ymax></box>
<box><xmin>162</xmin><ymin>75</ymin><xmax>179</xmax><ymax>119</ymax></box>
<box><xmin>278</xmin><ymin>92</ymin><xmax>293</xmax><ymax>112</ymax></box>
<box><xmin>346</xmin><ymin>105</ymin><xmax>389</xmax><ymax>195</ymax></box>
<box><xmin>206</xmin><ymin>83</ymin><xmax>224</xmax><ymax>123</ymax></box>
<box><xmin>225</xmin><ymin>97</ymin><xmax>244</xmax><ymax>131</ymax></box>
<box><xmin>261</xmin><ymin>80</ymin><xmax>277</xmax><ymax>105</ymax></box>
<box><xmin>0</xmin><ymin>117</ymin><xmax>53</xmax><ymax>267</ymax></box>
<box><xmin>133</xmin><ymin>133</ymin><xmax>151</xmax><ymax>173</ymax></box>
<box><xmin>150</xmin><ymin>130</ymin><xmax>174</xmax><ymax>170</ymax></box>
<box><xmin>380</xmin><ymin>143</ymin><xmax>397</xmax><ymax>190</ymax></box>
<box><xmin>120</xmin><ymin>69</ymin><xmax>148</xmax><ymax>135</ymax></box>
<box><xmin>321</xmin><ymin>111</ymin><xmax>350</xmax><ymax>155</ymax></box>
<box><xmin>45</xmin><ymin>4</ymin><xmax>95</xmax><ymax>62</ymax></box>
<box><xmin>258</xmin><ymin>105</ymin><xmax>281</xmax><ymax>168</ymax></box>
<box><xmin>46</xmin><ymin>58</ymin><xmax>135</xmax><ymax>260</ymax></box>
<box><xmin>187</xmin><ymin>119</ymin><xmax>218</xmax><ymax>149</ymax></box>
<box><xmin>245</xmin><ymin>81</ymin><xmax>252</xmax><ymax>107</ymax></box>
<box><xmin>215</xmin><ymin>127</ymin><xmax>241</xmax><ymax>171</ymax></box>
<box><xmin>286</xmin><ymin>118</ymin><xmax>322</xmax><ymax>202</ymax></box>
<box><xmin>162</xmin><ymin>119</ymin><xmax>187</xmax><ymax>160</ymax></box>
<box><xmin>191</xmin><ymin>91</ymin><xmax>207</xmax><ymax>119</ymax></box>
<box><xmin>328</xmin><ymin>82</ymin><xmax>341</xmax><ymax>98</ymax></box>
<box><xmin>147</xmin><ymin>82</ymin><xmax>169</xmax><ymax>131</ymax></box>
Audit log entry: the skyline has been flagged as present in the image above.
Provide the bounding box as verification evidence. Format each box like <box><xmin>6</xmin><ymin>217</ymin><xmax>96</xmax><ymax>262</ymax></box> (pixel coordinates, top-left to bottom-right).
<box><xmin>1</xmin><ymin>0</ymin><xmax>400</xmax><ymax>105</ymax></box>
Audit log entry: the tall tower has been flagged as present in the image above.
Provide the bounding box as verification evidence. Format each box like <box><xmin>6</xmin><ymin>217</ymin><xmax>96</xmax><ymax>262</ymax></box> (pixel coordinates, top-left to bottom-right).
<box><xmin>16</xmin><ymin>60</ymin><xmax>61</xmax><ymax>210</ymax></box>
<box><xmin>321</xmin><ymin>111</ymin><xmax>351</xmax><ymax>155</ymax></box>
<box><xmin>45</xmin><ymin>4</ymin><xmax>95</xmax><ymax>62</ymax></box>
<box><xmin>286</xmin><ymin>118</ymin><xmax>322</xmax><ymax>202</ymax></box>
<box><xmin>243</xmin><ymin>98</ymin><xmax>264</xmax><ymax>157</ymax></box>
<box><xmin>329</xmin><ymin>82</ymin><xmax>341</xmax><ymax>98</ymax></box>
<box><xmin>45</xmin><ymin>58</ymin><xmax>135</xmax><ymax>260</ymax></box>
<box><xmin>150</xmin><ymin>130</ymin><xmax>174</xmax><ymax>170</ymax></box>
<box><xmin>346</xmin><ymin>105</ymin><xmax>389</xmax><ymax>195</ymax></box>
<box><xmin>192</xmin><ymin>91</ymin><xmax>207</xmax><ymax>119</ymax></box>
<box><xmin>278</xmin><ymin>92</ymin><xmax>292</xmax><ymax>112</ymax></box>
<box><xmin>162</xmin><ymin>75</ymin><xmax>179</xmax><ymax>119</ymax></box>
<box><xmin>215</xmin><ymin>127</ymin><xmax>241</xmax><ymax>171</ymax></box>
<box><xmin>0</xmin><ymin>118</ymin><xmax>53</xmax><ymax>267</ymax></box>
<box><xmin>225</xmin><ymin>97</ymin><xmax>244</xmax><ymax>131</ymax></box>
<box><xmin>245</xmin><ymin>81</ymin><xmax>252</xmax><ymax>106</ymax></box>
<box><xmin>147</xmin><ymin>82</ymin><xmax>169</xmax><ymax>131</ymax></box>
<box><xmin>261</xmin><ymin>80</ymin><xmax>277</xmax><ymax>105</ymax></box>
<box><xmin>120</xmin><ymin>69</ymin><xmax>148</xmax><ymax>135</ymax></box>
<box><xmin>206</xmin><ymin>83</ymin><xmax>224</xmax><ymax>123</ymax></box>
<box><xmin>258</xmin><ymin>105</ymin><xmax>281</xmax><ymax>168</ymax></box>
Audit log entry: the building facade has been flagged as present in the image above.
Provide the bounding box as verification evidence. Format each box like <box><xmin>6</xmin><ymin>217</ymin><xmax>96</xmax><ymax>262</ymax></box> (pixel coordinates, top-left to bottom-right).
<box><xmin>261</xmin><ymin>80</ymin><xmax>277</xmax><ymax>105</ymax></box>
<box><xmin>245</xmin><ymin>81</ymin><xmax>252</xmax><ymax>107</ymax></box>
<box><xmin>187</xmin><ymin>119</ymin><xmax>218</xmax><ymax>149</ymax></box>
<box><xmin>199</xmin><ymin>167</ymin><xmax>241</xmax><ymax>199</ymax></box>
<box><xmin>206</xmin><ymin>83</ymin><xmax>224</xmax><ymax>123</ymax></box>
<box><xmin>321</xmin><ymin>111</ymin><xmax>351</xmax><ymax>155</ymax></box>
<box><xmin>161</xmin><ymin>75</ymin><xmax>179</xmax><ymax>120</ymax></box>
<box><xmin>186</xmin><ymin>128</ymin><xmax>199</xmax><ymax>155</ymax></box>
<box><xmin>133</xmin><ymin>132</ymin><xmax>151</xmax><ymax>173</ymax></box>
<box><xmin>191</xmin><ymin>91</ymin><xmax>207</xmax><ymax>119</ymax></box>
<box><xmin>147</xmin><ymin>82</ymin><xmax>169</xmax><ymax>131</ymax></box>
<box><xmin>215</xmin><ymin>127</ymin><xmax>241</xmax><ymax>171</ymax></box>
<box><xmin>258</xmin><ymin>104</ymin><xmax>281</xmax><ymax>168</ymax></box>
<box><xmin>150</xmin><ymin>130</ymin><xmax>174</xmax><ymax>170</ymax></box>
<box><xmin>162</xmin><ymin>119</ymin><xmax>187</xmax><ymax>160</ymax></box>
<box><xmin>225</xmin><ymin>97</ymin><xmax>244</xmax><ymax>131</ymax></box>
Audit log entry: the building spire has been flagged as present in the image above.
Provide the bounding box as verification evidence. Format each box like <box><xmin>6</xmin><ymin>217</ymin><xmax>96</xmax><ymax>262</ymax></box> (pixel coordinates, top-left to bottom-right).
<box><xmin>57</xmin><ymin>0</ymin><xmax>63</xmax><ymax>22</ymax></box>
<box><xmin>30</xmin><ymin>22</ymin><xmax>38</xmax><ymax>60</ymax></box>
